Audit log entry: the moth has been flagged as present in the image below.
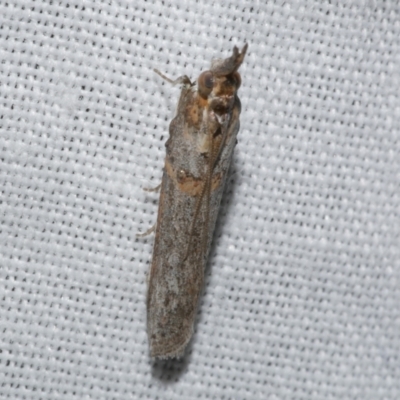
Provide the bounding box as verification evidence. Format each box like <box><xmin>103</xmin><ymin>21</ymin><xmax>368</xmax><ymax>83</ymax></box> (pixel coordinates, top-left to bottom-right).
<box><xmin>146</xmin><ymin>44</ymin><xmax>248</xmax><ymax>359</ymax></box>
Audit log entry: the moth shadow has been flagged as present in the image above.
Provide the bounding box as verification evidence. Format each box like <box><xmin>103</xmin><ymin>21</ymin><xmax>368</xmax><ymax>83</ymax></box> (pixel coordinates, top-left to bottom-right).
<box><xmin>150</xmin><ymin>346</ymin><xmax>193</xmax><ymax>382</ymax></box>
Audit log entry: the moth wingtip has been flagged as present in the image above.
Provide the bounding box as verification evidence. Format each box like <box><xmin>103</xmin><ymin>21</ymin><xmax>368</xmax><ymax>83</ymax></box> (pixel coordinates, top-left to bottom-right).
<box><xmin>149</xmin><ymin>329</ymin><xmax>193</xmax><ymax>360</ymax></box>
<box><xmin>150</xmin><ymin>346</ymin><xmax>186</xmax><ymax>361</ymax></box>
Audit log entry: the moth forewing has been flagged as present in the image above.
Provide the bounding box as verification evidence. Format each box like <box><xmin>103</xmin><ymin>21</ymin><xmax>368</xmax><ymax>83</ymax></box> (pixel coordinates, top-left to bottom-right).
<box><xmin>147</xmin><ymin>44</ymin><xmax>248</xmax><ymax>359</ymax></box>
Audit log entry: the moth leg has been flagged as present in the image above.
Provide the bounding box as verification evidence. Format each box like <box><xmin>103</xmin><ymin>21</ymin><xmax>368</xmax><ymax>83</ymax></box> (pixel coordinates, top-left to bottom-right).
<box><xmin>136</xmin><ymin>223</ymin><xmax>156</xmax><ymax>238</ymax></box>
<box><xmin>142</xmin><ymin>183</ymin><xmax>161</xmax><ymax>193</ymax></box>
<box><xmin>154</xmin><ymin>69</ymin><xmax>192</xmax><ymax>86</ymax></box>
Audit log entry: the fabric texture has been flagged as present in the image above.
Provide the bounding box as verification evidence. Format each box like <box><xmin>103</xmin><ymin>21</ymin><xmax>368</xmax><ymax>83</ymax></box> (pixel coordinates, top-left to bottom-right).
<box><xmin>0</xmin><ymin>1</ymin><xmax>399</xmax><ymax>399</ymax></box>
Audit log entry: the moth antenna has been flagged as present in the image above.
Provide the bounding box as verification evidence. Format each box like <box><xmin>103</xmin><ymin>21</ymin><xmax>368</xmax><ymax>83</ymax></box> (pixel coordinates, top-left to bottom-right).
<box><xmin>153</xmin><ymin>69</ymin><xmax>192</xmax><ymax>86</ymax></box>
<box><xmin>201</xmin><ymin>116</ymin><xmax>231</xmax><ymax>257</ymax></box>
<box><xmin>181</xmin><ymin>116</ymin><xmax>231</xmax><ymax>264</ymax></box>
<box><xmin>200</xmin><ymin>133</ymin><xmax>214</xmax><ymax>259</ymax></box>
<box><xmin>181</xmin><ymin>174</ymin><xmax>208</xmax><ymax>263</ymax></box>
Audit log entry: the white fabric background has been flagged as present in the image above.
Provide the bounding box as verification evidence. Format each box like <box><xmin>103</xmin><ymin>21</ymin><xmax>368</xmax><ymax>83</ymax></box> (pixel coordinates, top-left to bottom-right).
<box><xmin>0</xmin><ymin>1</ymin><xmax>399</xmax><ymax>399</ymax></box>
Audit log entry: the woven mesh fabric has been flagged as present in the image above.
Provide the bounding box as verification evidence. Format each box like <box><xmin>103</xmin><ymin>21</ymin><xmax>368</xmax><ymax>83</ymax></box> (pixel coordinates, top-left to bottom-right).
<box><xmin>1</xmin><ymin>1</ymin><xmax>399</xmax><ymax>399</ymax></box>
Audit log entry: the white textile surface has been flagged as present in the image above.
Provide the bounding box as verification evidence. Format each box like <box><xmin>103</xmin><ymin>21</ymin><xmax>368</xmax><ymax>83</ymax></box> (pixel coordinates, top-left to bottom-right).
<box><xmin>0</xmin><ymin>1</ymin><xmax>399</xmax><ymax>399</ymax></box>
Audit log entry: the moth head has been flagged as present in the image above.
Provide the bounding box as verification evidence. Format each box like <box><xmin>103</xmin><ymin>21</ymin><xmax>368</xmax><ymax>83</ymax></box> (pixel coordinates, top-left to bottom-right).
<box><xmin>197</xmin><ymin>70</ymin><xmax>242</xmax><ymax>100</ymax></box>
<box><xmin>197</xmin><ymin>44</ymin><xmax>247</xmax><ymax>100</ymax></box>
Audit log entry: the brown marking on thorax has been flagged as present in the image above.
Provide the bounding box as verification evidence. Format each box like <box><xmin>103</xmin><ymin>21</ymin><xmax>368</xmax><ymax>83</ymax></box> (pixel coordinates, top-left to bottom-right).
<box><xmin>185</xmin><ymin>94</ymin><xmax>207</xmax><ymax>128</ymax></box>
<box><xmin>165</xmin><ymin>159</ymin><xmax>223</xmax><ymax>196</ymax></box>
